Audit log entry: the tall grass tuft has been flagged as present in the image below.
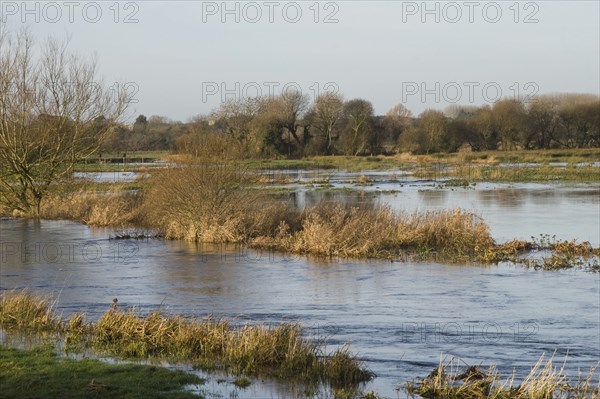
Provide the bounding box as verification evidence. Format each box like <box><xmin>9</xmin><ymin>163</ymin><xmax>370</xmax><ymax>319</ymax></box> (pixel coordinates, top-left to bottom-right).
<box><xmin>0</xmin><ymin>290</ymin><xmax>62</xmax><ymax>332</ymax></box>
<box><xmin>518</xmin><ymin>354</ymin><xmax>567</xmax><ymax>399</ymax></box>
<box><xmin>395</xmin><ymin>209</ymin><xmax>494</xmax><ymax>258</ymax></box>
<box><xmin>40</xmin><ymin>189</ymin><xmax>141</xmax><ymax>227</ymax></box>
<box><xmin>405</xmin><ymin>355</ymin><xmax>600</xmax><ymax>399</ymax></box>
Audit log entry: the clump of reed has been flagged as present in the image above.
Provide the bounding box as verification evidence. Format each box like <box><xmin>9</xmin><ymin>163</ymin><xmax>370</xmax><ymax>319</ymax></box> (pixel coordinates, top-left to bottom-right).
<box><xmin>94</xmin><ymin>308</ymin><xmax>372</xmax><ymax>383</ymax></box>
<box><xmin>252</xmin><ymin>204</ymin><xmax>495</xmax><ymax>260</ymax></box>
<box><xmin>0</xmin><ymin>291</ymin><xmax>373</xmax><ymax>387</ymax></box>
<box><xmin>0</xmin><ymin>291</ymin><xmax>62</xmax><ymax>332</ymax></box>
<box><xmin>545</xmin><ymin>240</ymin><xmax>599</xmax><ymax>258</ymax></box>
<box><xmin>405</xmin><ymin>355</ymin><xmax>600</xmax><ymax>399</ymax></box>
<box><xmin>141</xmin><ymin>162</ymin><xmax>304</xmax><ymax>245</ymax></box>
<box><xmin>40</xmin><ymin>188</ymin><xmax>141</xmax><ymax>227</ymax></box>
<box><xmin>480</xmin><ymin>236</ymin><xmax>600</xmax><ymax>271</ymax></box>
<box><xmin>396</xmin><ymin>209</ymin><xmax>494</xmax><ymax>258</ymax></box>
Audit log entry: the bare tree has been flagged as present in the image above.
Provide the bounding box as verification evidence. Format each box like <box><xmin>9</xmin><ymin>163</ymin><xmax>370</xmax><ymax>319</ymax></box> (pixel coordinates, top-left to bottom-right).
<box><xmin>341</xmin><ymin>98</ymin><xmax>374</xmax><ymax>155</ymax></box>
<box><xmin>443</xmin><ymin>104</ymin><xmax>479</xmax><ymax>120</ymax></box>
<box><xmin>307</xmin><ymin>92</ymin><xmax>344</xmax><ymax>154</ymax></box>
<box><xmin>399</xmin><ymin>109</ymin><xmax>448</xmax><ymax>154</ymax></box>
<box><xmin>276</xmin><ymin>90</ymin><xmax>310</xmax><ymax>148</ymax></box>
<box><xmin>383</xmin><ymin>103</ymin><xmax>413</xmax><ymax>144</ymax></box>
<box><xmin>247</xmin><ymin>90</ymin><xmax>310</xmax><ymax>156</ymax></box>
<box><xmin>491</xmin><ymin>99</ymin><xmax>527</xmax><ymax>150</ymax></box>
<box><xmin>557</xmin><ymin>100</ymin><xmax>600</xmax><ymax>148</ymax></box>
<box><xmin>386</xmin><ymin>103</ymin><xmax>412</xmax><ymax>120</ymax></box>
<box><xmin>211</xmin><ymin>98</ymin><xmax>260</xmax><ymax>148</ymax></box>
<box><xmin>524</xmin><ymin>97</ymin><xmax>561</xmax><ymax>149</ymax></box>
<box><xmin>0</xmin><ymin>29</ymin><xmax>130</xmax><ymax>216</ymax></box>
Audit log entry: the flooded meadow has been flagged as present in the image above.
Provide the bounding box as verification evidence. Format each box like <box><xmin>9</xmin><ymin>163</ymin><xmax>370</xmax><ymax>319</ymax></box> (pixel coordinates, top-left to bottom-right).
<box><xmin>1</xmin><ymin>172</ymin><xmax>598</xmax><ymax>398</ymax></box>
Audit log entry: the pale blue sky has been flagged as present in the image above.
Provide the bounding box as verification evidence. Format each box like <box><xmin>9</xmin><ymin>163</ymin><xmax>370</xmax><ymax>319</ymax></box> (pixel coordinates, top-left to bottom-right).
<box><xmin>3</xmin><ymin>1</ymin><xmax>599</xmax><ymax>121</ymax></box>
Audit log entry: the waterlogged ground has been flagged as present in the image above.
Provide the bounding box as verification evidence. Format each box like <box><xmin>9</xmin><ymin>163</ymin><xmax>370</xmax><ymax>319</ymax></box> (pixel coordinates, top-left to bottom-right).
<box><xmin>1</xmin><ymin>179</ymin><xmax>599</xmax><ymax>398</ymax></box>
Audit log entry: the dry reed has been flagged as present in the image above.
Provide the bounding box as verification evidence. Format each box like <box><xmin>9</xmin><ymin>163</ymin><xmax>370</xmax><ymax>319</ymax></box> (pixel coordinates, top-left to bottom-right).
<box><xmin>405</xmin><ymin>355</ymin><xmax>600</xmax><ymax>399</ymax></box>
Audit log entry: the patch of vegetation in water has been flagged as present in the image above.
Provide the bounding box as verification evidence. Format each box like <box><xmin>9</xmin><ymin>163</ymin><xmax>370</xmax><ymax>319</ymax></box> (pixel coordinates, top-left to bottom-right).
<box><xmin>442</xmin><ymin>179</ymin><xmax>475</xmax><ymax>188</ymax></box>
<box><xmin>404</xmin><ymin>355</ymin><xmax>599</xmax><ymax>399</ymax></box>
<box><xmin>0</xmin><ymin>344</ymin><xmax>205</xmax><ymax>399</ymax></box>
<box><xmin>0</xmin><ymin>291</ymin><xmax>374</xmax><ymax>389</ymax></box>
<box><xmin>232</xmin><ymin>376</ymin><xmax>252</xmax><ymax>389</ymax></box>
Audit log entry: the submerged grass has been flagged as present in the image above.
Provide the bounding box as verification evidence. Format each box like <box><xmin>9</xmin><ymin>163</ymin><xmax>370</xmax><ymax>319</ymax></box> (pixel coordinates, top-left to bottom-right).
<box><xmin>480</xmin><ymin>235</ymin><xmax>600</xmax><ymax>271</ymax></box>
<box><xmin>0</xmin><ymin>344</ymin><xmax>204</xmax><ymax>399</ymax></box>
<box><xmin>405</xmin><ymin>355</ymin><xmax>600</xmax><ymax>399</ymax></box>
<box><xmin>0</xmin><ymin>291</ymin><xmax>373</xmax><ymax>387</ymax></box>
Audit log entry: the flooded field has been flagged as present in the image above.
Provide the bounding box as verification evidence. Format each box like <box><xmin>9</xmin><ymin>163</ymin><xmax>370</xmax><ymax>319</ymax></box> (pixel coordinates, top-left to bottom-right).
<box><xmin>73</xmin><ymin>171</ymin><xmax>144</xmax><ymax>183</ymax></box>
<box><xmin>1</xmin><ymin>178</ymin><xmax>599</xmax><ymax>398</ymax></box>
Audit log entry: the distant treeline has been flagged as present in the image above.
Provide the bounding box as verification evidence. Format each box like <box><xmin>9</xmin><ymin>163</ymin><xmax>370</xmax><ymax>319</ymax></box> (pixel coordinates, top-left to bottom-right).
<box><xmin>104</xmin><ymin>92</ymin><xmax>600</xmax><ymax>157</ymax></box>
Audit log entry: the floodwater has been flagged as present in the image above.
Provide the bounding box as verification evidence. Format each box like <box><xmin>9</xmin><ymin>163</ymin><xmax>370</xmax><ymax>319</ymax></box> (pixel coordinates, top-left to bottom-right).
<box><xmin>1</xmin><ymin>178</ymin><xmax>599</xmax><ymax>398</ymax></box>
<box><xmin>73</xmin><ymin>171</ymin><xmax>141</xmax><ymax>183</ymax></box>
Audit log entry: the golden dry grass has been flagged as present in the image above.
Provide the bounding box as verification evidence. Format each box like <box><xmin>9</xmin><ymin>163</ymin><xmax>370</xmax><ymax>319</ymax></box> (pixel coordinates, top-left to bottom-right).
<box><xmin>252</xmin><ymin>204</ymin><xmax>494</xmax><ymax>260</ymax></box>
<box><xmin>406</xmin><ymin>355</ymin><xmax>600</xmax><ymax>399</ymax></box>
<box><xmin>40</xmin><ymin>189</ymin><xmax>141</xmax><ymax>227</ymax></box>
<box><xmin>141</xmin><ymin>163</ymin><xmax>259</xmax><ymax>242</ymax></box>
<box><xmin>0</xmin><ymin>291</ymin><xmax>62</xmax><ymax>332</ymax></box>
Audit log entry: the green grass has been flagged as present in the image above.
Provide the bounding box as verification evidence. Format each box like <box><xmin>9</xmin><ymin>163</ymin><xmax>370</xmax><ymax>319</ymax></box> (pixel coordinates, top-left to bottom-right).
<box><xmin>232</xmin><ymin>376</ymin><xmax>252</xmax><ymax>389</ymax></box>
<box><xmin>0</xmin><ymin>345</ymin><xmax>204</xmax><ymax>399</ymax></box>
<box><xmin>243</xmin><ymin>149</ymin><xmax>600</xmax><ymax>171</ymax></box>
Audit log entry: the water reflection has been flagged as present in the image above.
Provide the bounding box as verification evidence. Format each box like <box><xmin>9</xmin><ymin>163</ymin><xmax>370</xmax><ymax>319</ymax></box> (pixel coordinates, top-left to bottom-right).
<box><xmin>417</xmin><ymin>190</ymin><xmax>449</xmax><ymax>207</ymax></box>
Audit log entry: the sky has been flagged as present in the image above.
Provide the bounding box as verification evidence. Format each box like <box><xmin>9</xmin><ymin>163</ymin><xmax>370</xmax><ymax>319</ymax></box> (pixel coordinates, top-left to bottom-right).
<box><xmin>2</xmin><ymin>0</ymin><xmax>599</xmax><ymax>122</ymax></box>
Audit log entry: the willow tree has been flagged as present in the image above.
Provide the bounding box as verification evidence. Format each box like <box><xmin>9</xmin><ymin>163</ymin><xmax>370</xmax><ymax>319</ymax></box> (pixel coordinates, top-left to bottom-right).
<box><xmin>0</xmin><ymin>29</ymin><xmax>130</xmax><ymax>216</ymax></box>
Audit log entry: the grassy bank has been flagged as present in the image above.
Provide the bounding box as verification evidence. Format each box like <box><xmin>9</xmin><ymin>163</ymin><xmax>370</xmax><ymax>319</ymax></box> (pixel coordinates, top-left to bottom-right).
<box><xmin>0</xmin><ymin>345</ymin><xmax>204</xmax><ymax>399</ymax></box>
<box><xmin>1</xmin><ymin>301</ymin><xmax>598</xmax><ymax>399</ymax></box>
<box><xmin>0</xmin><ymin>291</ymin><xmax>373</xmax><ymax>388</ymax></box>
